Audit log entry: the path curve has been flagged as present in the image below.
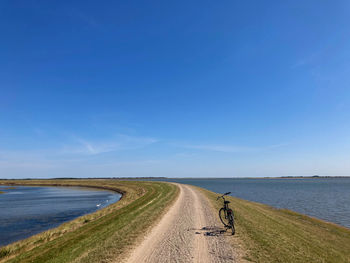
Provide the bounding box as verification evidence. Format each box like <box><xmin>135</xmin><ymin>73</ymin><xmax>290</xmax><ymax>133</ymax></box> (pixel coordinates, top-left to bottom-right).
<box><xmin>126</xmin><ymin>183</ymin><xmax>237</xmax><ymax>263</ymax></box>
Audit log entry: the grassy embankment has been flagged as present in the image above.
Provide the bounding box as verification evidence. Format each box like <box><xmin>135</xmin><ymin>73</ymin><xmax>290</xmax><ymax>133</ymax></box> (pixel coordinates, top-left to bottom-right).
<box><xmin>199</xmin><ymin>187</ymin><xmax>350</xmax><ymax>263</ymax></box>
<box><xmin>0</xmin><ymin>179</ymin><xmax>178</xmax><ymax>263</ymax></box>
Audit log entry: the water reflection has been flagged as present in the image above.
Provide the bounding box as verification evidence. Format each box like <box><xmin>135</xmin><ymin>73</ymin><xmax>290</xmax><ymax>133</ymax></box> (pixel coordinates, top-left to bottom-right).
<box><xmin>0</xmin><ymin>185</ymin><xmax>121</xmax><ymax>246</ymax></box>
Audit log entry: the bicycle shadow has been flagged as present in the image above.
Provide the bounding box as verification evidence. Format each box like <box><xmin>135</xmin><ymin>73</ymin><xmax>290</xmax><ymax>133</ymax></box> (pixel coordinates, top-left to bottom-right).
<box><xmin>191</xmin><ymin>226</ymin><xmax>231</xmax><ymax>237</ymax></box>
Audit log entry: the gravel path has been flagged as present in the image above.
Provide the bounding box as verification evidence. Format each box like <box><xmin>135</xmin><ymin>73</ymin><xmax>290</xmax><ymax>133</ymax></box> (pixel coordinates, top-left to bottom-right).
<box><xmin>126</xmin><ymin>183</ymin><xmax>237</xmax><ymax>263</ymax></box>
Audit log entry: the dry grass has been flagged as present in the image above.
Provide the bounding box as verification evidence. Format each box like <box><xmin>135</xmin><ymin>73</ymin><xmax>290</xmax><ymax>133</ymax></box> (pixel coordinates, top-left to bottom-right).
<box><xmin>0</xmin><ymin>179</ymin><xmax>178</xmax><ymax>263</ymax></box>
<box><xmin>199</xmin><ymin>187</ymin><xmax>350</xmax><ymax>263</ymax></box>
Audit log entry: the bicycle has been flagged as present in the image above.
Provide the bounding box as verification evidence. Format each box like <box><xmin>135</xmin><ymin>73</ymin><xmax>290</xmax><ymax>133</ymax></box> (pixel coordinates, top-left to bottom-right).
<box><xmin>217</xmin><ymin>192</ymin><xmax>235</xmax><ymax>235</ymax></box>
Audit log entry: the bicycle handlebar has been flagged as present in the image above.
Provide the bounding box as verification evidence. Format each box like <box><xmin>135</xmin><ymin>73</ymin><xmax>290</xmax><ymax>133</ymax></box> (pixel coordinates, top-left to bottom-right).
<box><xmin>216</xmin><ymin>192</ymin><xmax>231</xmax><ymax>200</ymax></box>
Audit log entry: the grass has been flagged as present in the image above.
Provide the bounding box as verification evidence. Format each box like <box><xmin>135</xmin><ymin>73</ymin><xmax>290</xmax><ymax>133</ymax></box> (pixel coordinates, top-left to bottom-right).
<box><xmin>0</xmin><ymin>179</ymin><xmax>179</xmax><ymax>263</ymax></box>
<box><xmin>2</xmin><ymin>180</ymin><xmax>349</xmax><ymax>262</ymax></box>
<box><xmin>199</xmin><ymin>187</ymin><xmax>350</xmax><ymax>263</ymax></box>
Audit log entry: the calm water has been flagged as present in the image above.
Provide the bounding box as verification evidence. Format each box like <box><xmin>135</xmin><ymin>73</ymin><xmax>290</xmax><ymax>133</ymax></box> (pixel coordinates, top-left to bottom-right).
<box><xmin>153</xmin><ymin>178</ymin><xmax>350</xmax><ymax>228</ymax></box>
<box><xmin>0</xmin><ymin>186</ymin><xmax>121</xmax><ymax>247</ymax></box>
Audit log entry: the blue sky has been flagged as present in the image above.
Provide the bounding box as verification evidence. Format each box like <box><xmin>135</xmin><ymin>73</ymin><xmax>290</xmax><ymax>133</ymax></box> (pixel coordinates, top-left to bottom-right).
<box><xmin>1</xmin><ymin>1</ymin><xmax>350</xmax><ymax>178</ymax></box>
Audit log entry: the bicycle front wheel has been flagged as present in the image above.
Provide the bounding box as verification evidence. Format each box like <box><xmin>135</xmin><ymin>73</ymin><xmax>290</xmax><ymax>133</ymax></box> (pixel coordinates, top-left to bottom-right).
<box><xmin>219</xmin><ymin>208</ymin><xmax>230</xmax><ymax>227</ymax></box>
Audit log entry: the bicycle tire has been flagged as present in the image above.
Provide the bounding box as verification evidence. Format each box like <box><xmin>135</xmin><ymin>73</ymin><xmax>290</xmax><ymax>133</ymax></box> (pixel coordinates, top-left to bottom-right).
<box><xmin>230</xmin><ymin>222</ymin><xmax>235</xmax><ymax>235</ymax></box>
<box><xmin>219</xmin><ymin>208</ymin><xmax>230</xmax><ymax>227</ymax></box>
<box><xmin>227</xmin><ymin>209</ymin><xmax>235</xmax><ymax>235</ymax></box>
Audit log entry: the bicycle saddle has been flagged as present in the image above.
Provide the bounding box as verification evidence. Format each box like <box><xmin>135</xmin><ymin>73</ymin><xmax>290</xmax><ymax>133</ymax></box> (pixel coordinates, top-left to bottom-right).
<box><xmin>224</xmin><ymin>200</ymin><xmax>230</xmax><ymax>204</ymax></box>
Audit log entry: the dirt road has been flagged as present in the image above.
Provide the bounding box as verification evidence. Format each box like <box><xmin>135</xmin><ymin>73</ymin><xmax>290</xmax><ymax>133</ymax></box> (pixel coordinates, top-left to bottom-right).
<box><xmin>126</xmin><ymin>184</ymin><xmax>237</xmax><ymax>263</ymax></box>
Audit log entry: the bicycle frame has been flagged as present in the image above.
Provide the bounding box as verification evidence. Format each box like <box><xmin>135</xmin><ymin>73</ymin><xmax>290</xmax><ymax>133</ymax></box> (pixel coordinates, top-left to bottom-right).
<box><xmin>217</xmin><ymin>192</ymin><xmax>231</xmax><ymax>219</ymax></box>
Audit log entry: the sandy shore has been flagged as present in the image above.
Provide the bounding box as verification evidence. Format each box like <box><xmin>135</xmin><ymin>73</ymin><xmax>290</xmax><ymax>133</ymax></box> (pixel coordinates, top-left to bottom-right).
<box><xmin>125</xmin><ymin>183</ymin><xmax>237</xmax><ymax>263</ymax></box>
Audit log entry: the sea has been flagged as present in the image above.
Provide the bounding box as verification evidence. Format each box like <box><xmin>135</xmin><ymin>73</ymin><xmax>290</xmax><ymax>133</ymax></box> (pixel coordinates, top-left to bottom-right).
<box><xmin>151</xmin><ymin>177</ymin><xmax>350</xmax><ymax>229</ymax></box>
<box><xmin>0</xmin><ymin>185</ymin><xmax>121</xmax><ymax>247</ymax></box>
<box><xmin>1</xmin><ymin>178</ymin><xmax>349</xmax><ymax>247</ymax></box>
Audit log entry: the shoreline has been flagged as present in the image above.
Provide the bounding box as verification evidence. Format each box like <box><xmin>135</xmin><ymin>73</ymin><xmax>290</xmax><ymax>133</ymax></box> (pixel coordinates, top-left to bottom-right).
<box><xmin>1</xmin><ymin>180</ymin><xmax>349</xmax><ymax>262</ymax></box>
<box><xmin>0</xmin><ymin>184</ymin><xmax>122</xmax><ymax>248</ymax></box>
<box><xmin>197</xmin><ymin>185</ymin><xmax>350</xmax><ymax>262</ymax></box>
<box><xmin>0</xmin><ymin>182</ymin><xmax>126</xmax><ymax>196</ymax></box>
<box><xmin>150</xmin><ymin>178</ymin><xmax>350</xmax><ymax>229</ymax></box>
<box><xmin>0</xmin><ymin>180</ymin><xmax>178</xmax><ymax>263</ymax></box>
<box><xmin>1</xmin><ymin>176</ymin><xmax>350</xmax><ymax>181</ymax></box>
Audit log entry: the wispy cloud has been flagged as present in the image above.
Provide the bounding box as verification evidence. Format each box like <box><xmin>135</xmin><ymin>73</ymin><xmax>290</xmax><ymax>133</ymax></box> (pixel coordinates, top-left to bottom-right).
<box><xmin>181</xmin><ymin>144</ymin><xmax>256</xmax><ymax>153</ymax></box>
<box><xmin>63</xmin><ymin>134</ymin><xmax>158</xmax><ymax>155</ymax></box>
<box><xmin>0</xmin><ymin>134</ymin><xmax>158</xmax><ymax>162</ymax></box>
<box><xmin>0</xmin><ymin>133</ymin><xmax>159</xmax><ymax>178</ymax></box>
<box><xmin>174</xmin><ymin>142</ymin><xmax>288</xmax><ymax>153</ymax></box>
<box><xmin>62</xmin><ymin>138</ymin><xmax>120</xmax><ymax>155</ymax></box>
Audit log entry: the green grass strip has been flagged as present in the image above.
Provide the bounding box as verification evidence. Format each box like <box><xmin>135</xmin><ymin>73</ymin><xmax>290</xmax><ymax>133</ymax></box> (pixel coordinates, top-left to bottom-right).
<box><xmin>0</xmin><ymin>180</ymin><xmax>178</xmax><ymax>263</ymax></box>
<box><xmin>199</xmin><ymin>187</ymin><xmax>350</xmax><ymax>263</ymax></box>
